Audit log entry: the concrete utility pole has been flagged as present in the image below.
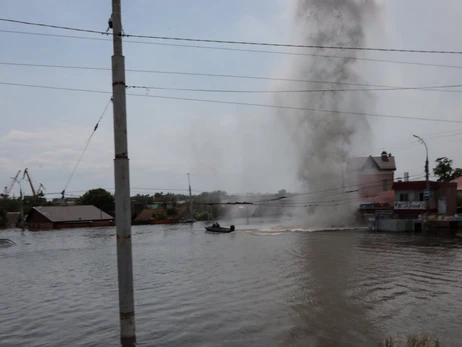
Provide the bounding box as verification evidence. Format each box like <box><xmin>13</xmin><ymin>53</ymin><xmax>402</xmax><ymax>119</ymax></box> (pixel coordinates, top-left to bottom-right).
<box><xmin>414</xmin><ymin>135</ymin><xmax>430</xmax><ymax>229</ymax></box>
<box><xmin>111</xmin><ymin>0</ymin><xmax>136</xmax><ymax>343</ymax></box>
<box><xmin>187</xmin><ymin>173</ymin><xmax>193</xmax><ymax>221</ymax></box>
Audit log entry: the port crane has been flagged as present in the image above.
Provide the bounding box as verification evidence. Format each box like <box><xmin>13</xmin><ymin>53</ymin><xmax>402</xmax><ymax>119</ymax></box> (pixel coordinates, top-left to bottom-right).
<box><xmin>23</xmin><ymin>168</ymin><xmax>36</xmax><ymax>196</ymax></box>
<box><xmin>37</xmin><ymin>183</ymin><xmax>46</xmax><ymax>197</ymax></box>
<box><xmin>1</xmin><ymin>170</ymin><xmax>21</xmax><ymax>198</ymax></box>
<box><xmin>22</xmin><ymin>168</ymin><xmax>46</xmax><ymax>197</ymax></box>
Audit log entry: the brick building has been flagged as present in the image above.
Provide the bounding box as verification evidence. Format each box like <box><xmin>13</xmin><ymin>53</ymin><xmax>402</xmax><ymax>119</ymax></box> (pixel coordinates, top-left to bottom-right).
<box><xmin>392</xmin><ymin>181</ymin><xmax>457</xmax><ymax>217</ymax></box>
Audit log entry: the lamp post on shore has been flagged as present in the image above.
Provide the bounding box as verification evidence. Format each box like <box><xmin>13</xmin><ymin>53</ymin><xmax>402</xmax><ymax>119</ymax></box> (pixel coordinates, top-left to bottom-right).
<box><xmin>413</xmin><ymin>134</ymin><xmax>430</xmax><ymax>230</ymax></box>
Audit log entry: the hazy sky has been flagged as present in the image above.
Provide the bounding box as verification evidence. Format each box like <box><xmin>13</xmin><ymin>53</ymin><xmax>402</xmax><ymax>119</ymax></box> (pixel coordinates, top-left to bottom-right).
<box><xmin>1</xmin><ymin>0</ymin><xmax>462</xmax><ymax>198</ymax></box>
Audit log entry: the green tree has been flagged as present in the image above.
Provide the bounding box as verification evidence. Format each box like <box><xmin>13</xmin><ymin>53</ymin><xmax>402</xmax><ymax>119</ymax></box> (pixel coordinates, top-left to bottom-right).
<box><xmin>433</xmin><ymin>157</ymin><xmax>462</xmax><ymax>182</ymax></box>
<box><xmin>77</xmin><ymin>188</ymin><xmax>115</xmax><ymax>215</ymax></box>
<box><xmin>0</xmin><ymin>197</ymin><xmax>20</xmax><ymax>213</ymax></box>
<box><xmin>0</xmin><ymin>209</ymin><xmax>7</xmax><ymax>228</ymax></box>
<box><xmin>166</xmin><ymin>208</ymin><xmax>177</xmax><ymax>217</ymax></box>
<box><xmin>131</xmin><ymin>194</ymin><xmax>154</xmax><ymax>209</ymax></box>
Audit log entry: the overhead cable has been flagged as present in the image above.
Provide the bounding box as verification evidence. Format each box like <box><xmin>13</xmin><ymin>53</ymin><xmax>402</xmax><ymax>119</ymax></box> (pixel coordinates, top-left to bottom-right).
<box><xmin>3</xmin><ymin>29</ymin><xmax>462</xmax><ymax>70</ymax></box>
<box><xmin>61</xmin><ymin>97</ymin><xmax>112</xmax><ymax>197</ymax></box>
<box><xmin>1</xmin><ymin>81</ymin><xmax>462</xmax><ymax>124</ymax></box>
<box><xmin>1</xmin><ymin>18</ymin><xmax>462</xmax><ymax>54</ymax></box>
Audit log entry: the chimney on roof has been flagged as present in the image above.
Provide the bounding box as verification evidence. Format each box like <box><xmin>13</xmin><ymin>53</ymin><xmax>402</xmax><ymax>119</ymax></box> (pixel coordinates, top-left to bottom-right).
<box><xmin>381</xmin><ymin>151</ymin><xmax>388</xmax><ymax>161</ymax></box>
<box><xmin>388</xmin><ymin>153</ymin><xmax>392</xmax><ymax>157</ymax></box>
<box><xmin>404</xmin><ymin>172</ymin><xmax>409</xmax><ymax>182</ymax></box>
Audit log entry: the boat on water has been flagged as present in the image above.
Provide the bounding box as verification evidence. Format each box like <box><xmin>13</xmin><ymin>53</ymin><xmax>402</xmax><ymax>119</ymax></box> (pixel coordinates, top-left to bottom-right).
<box><xmin>205</xmin><ymin>225</ymin><xmax>235</xmax><ymax>233</ymax></box>
<box><xmin>0</xmin><ymin>239</ymin><xmax>16</xmax><ymax>247</ymax></box>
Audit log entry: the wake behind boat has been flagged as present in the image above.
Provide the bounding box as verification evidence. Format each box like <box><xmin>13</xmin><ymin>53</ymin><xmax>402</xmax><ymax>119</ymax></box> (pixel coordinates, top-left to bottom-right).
<box><xmin>205</xmin><ymin>224</ymin><xmax>235</xmax><ymax>233</ymax></box>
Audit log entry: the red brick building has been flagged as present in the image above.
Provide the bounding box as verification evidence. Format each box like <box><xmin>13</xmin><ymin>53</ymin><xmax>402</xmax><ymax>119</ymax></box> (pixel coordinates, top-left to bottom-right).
<box><xmin>26</xmin><ymin>205</ymin><xmax>114</xmax><ymax>230</ymax></box>
<box><xmin>392</xmin><ymin>181</ymin><xmax>457</xmax><ymax>217</ymax></box>
<box><xmin>451</xmin><ymin>177</ymin><xmax>462</xmax><ymax>199</ymax></box>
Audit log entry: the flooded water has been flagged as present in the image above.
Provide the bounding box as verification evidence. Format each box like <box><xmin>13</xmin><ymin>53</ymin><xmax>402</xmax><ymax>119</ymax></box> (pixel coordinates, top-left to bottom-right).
<box><xmin>1</xmin><ymin>220</ymin><xmax>462</xmax><ymax>346</ymax></box>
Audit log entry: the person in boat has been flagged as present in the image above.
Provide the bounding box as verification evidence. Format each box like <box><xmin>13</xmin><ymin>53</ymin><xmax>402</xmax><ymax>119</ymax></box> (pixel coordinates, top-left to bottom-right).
<box><xmin>216</xmin><ymin>223</ymin><xmax>220</xmax><ymax>228</ymax></box>
<box><xmin>212</xmin><ymin>223</ymin><xmax>217</xmax><ymax>228</ymax></box>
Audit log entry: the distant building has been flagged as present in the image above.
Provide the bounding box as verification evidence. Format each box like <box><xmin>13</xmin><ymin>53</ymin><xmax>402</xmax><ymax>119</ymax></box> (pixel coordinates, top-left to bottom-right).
<box><xmin>134</xmin><ymin>208</ymin><xmax>167</xmax><ymax>224</ymax></box>
<box><xmin>26</xmin><ymin>205</ymin><xmax>114</xmax><ymax>230</ymax></box>
<box><xmin>134</xmin><ymin>206</ymin><xmax>188</xmax><ymax>225</ymax></box>
<box><xmin>392</xmin><ymin>180</ymin><xmax>457</xmax><ymax>217</ymax></box>
<box><xmin>51</xmin><ymin>197</ymin><xmax>79</xmax><ymax>206</ymax></box>
<box><xmin>348</xmin><ymin>151</ymin><xmax>396</xmax><ymax>198</ymax></box>
<box><xmin>451</xmin><ymin>177</ymin><xmax>462</xmax><ymax>200</ymax></box>
<box><xmin>6</xmin><ymin>212</ymin><xmax>21</xmax><ymax>228</ymax></box>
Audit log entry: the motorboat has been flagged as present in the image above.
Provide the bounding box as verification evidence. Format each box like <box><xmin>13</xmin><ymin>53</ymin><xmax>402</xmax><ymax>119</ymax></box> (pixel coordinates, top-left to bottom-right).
<box><xmin>205</xmin><ymin>225</ymin><xmax>235</xmax><ymax>233</ymax></box>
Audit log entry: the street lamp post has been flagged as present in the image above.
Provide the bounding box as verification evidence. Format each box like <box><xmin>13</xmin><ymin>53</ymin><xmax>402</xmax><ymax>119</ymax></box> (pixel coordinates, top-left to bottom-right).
<box><xmin>413</xmin><ymin>135</ymin><xmax>430</xmax><ymax>230</ymax></box>
<box><xmin>11</xmin><ymin>176</ymin><xmax>24</xmax><ymax>230</ymax></box>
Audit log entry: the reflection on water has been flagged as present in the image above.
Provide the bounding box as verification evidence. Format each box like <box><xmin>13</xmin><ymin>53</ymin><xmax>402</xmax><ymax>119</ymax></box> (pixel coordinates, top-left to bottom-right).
<box><xmin>1</xmin><ymin>221</ymin><xmax>462</xmax><ymax>346</ymax></box>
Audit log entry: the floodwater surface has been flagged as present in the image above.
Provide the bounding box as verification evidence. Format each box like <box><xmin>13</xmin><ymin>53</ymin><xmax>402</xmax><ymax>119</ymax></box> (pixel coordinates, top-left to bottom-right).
<box><xmin>1</xmin><ymin>220</ymin><xmax>462</xmax><ymax>346</ymax></box>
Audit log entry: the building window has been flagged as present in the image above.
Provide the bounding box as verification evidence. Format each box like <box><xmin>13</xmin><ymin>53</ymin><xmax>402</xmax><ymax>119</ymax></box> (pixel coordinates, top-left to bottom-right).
<box><xmin>382</xmin><ymin>179</ymin><xmax>388</xmax><ymax>191</ymax></box>
<box><xmin>419</xmin><ymin>192</ymin><xmax>424</xmax><ymax>201</ymax></box>
<box><xmin>399</xmin><ymin>193</ymin><xmax>409</xmax><ymax>201</ymax></box>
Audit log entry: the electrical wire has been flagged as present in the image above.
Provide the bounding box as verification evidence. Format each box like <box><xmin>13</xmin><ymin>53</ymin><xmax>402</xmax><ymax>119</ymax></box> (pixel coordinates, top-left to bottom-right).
<box><xmin>44</xmin><ymin>187</ymin><xmax>202</xmax><ymax>196</ymax></box>
<box><xmin>2</xmin><ymin>18</ymin><xmax>462</xmax><ymax>54</ymax></box>
<box><xmin>61</xmin><ymin>98</ymin><xmax>112</xmax><ymax>195</ymax></box>
<box><xmin>5</xmin><ymin>61</ymin><xmax>462</xmax><ymax>94</ymax></box>
<box><xmin>3</xmin><ymin>29</ymin><xmax>462</xmax><ymax>70</ymax></box>
<box><xmin>126</xmin><ymin>84</ymin><xmax>462</xmax><ymax>94</ymax></box>
<box><xmin>1</xmin><ymin>81</ymin><xmax>462</xmax><ymax>124</ymax></box>
<box><xmin>352</xmin><ymin>129</ymin><xmax>462</xmax><ymax>157</ymax></box>
<box><xmin>202</xmin><ymin>174</ymin><xmax>425</xmax><ymax>206</ymax></box>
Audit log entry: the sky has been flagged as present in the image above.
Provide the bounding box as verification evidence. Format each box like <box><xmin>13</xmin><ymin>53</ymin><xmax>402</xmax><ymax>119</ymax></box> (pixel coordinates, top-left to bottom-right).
<box><xmin>1</xmin><ymin>0</ymin><xmax>462</xmax><ymax>199</ymax></box>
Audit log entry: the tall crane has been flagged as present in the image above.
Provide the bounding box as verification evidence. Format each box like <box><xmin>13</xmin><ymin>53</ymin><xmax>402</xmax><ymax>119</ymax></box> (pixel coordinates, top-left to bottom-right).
<box><xmin>23</xmin><ymin>168</ymin><xmax>36</xmax><ymax>196</ymax></box>
<box><xmin>1</xmin><ymin>170</ymin><xmax>21</xmax><ymax>198</ymax></box>
<box><xmin>37</xmin><ymin>183</ymin><xmax>46</xmax><ymax>197</ymax></box>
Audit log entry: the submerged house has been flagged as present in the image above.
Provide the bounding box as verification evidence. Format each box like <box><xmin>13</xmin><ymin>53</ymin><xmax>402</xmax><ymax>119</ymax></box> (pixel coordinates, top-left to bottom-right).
<box><xmin>26</xmin><ymin>205</ymin><xmax>114</xmax><ymax>230</ymax></box>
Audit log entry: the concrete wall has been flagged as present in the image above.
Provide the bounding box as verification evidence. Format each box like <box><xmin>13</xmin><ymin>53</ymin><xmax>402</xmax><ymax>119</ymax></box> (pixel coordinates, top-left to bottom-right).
<box><xmin>377</xmin><ymin>219</ymin><xmax>414</xmax><ymax>232</ymax></box>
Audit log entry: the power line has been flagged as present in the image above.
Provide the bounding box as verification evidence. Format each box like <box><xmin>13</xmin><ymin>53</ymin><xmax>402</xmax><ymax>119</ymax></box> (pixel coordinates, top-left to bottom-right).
<box><xmin>238</xmin><ymin>174</ymin><xmax>425</xmax><ymax>204</ymax></box>
<box><xmin>126</xmin><ymin>84</ymin><xmax>462</xmax><ymax>94</ymax></box>
<box><xmin>1</xmin><ymin>81</ymin><xmax>462</xmax><ymax>124</ymax></box>
<box><xmin>3</xmin><ymin>29</ymin><xmax>462</xmax><ymax>70</ymax></box>
<box><xmin>44</xmin><ymin>187</ymin><xmax>202</xmax><ymax>195</ymax></box>
<box><xmin>2</xmin><ymin>17</ymin><xmax>462</xmax><ymax>54</ymax></box>
<box><xmin>61</xmin><ymin>98</ymin><xmax>112</xmax><ymax>195</ymax></box>
<box><xmin>130</xmin><ymin>94</ymin><xmax>462</xmax><ymax>124</ymax></box>
<box><xmin>352</xmin><ymin>129</ymin><xmax>462</xmax><ymax>157</ymax></box>
<box><xmin>6</xmin><ymin>61</ymin><xmax>462</xmax><ymax>93</ymax></box>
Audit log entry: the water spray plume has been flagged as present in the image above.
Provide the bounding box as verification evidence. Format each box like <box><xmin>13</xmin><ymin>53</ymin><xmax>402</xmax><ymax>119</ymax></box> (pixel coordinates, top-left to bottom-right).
<box><xmin>279</xmin><ymin>0</ymin><xmax>382</xmax><ymax>227</ymax></box>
